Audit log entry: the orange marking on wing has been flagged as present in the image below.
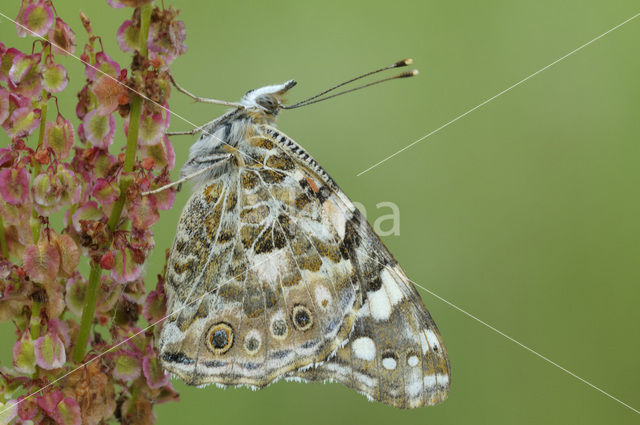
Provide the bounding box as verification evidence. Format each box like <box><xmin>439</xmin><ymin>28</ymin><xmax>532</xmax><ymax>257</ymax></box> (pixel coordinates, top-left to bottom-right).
<box><xmin>306</xmin><ymin>176</ymin><xmax>319</xmax><ymax>193</ymax></box>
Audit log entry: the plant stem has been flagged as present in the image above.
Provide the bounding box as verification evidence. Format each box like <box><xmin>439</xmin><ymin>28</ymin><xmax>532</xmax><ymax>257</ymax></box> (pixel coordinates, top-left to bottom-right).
<box><xmin>31</xmin><ymin>99</ymin><xmax>48</xmax><ymax>244</ymax></box>
<box><xmin>107</xmin><ymin>97</ymin><xmax>141</xmax><ymax>232</ymax></box>
<box><xmin>30</xmin><ymin>301</ymin><xmax>41</xmax><ymax>338</ymax></box>
<box><xmin>72</xmin><ymin>3</ymin><xmax>153</xmax><ymax>363</ymax></box>
<box><xmin>72</xmin><ymin>264</ymin><xmax>101</xmax><ymax>361</ymax></box>
<box><xmin>0</xmin><ymin>215</ymin><xmax>8</xmax><ymax>259</ymax></box>
<box><xmin>139</xmin><ymin>3</ymin><xmax>152</xmax><ymax>58</ymax></box>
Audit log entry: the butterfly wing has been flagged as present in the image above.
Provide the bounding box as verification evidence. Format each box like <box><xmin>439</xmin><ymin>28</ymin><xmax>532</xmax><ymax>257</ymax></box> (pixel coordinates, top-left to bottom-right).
<box><xmin>261</xmin><ymin>127</ymin><xmax>451</xmax><ymax>407</ymax></box>
<box><xmin>159</xmin><ymin>135</ymin><xmax>360</xmax><ymax>388</ymax></box>
<box><xmin>159</xmin><ymin>122</ymin><xmax>450</xmax><ymax>407</ymax></box>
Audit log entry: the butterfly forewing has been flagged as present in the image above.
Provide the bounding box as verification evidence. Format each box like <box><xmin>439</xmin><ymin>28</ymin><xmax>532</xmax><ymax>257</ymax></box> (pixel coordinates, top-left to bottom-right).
<box><xmin>260</xmin><ymin>127</ymin><xmax>450</xmax><ymax>407</ymax></box>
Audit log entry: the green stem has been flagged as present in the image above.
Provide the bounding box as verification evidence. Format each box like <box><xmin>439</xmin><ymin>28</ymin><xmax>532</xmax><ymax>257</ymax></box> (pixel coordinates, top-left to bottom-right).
<box><xmin>30</xmin><ymin>301</ymin><xmax>41</xmax><ymax>338</ymax></box>
<box><xmin>72</xmin><ymin>265</ymin><xmax>101</xmax><ymax>362</ymax></box>
<box><xmin>128</xmin><ymin>385</ymin><xmax>140</xmax><ymax>415</ymax></box>
<box><xmin>139</xmin><ymin>3</ymin><xmax>152</xmax><ymax>58</ymax></box>
<box><xmin>72</xmin><ymin>3</ymin><xmax>153</xmax><ymax>363</ymax></box>
<box><xmin>107</xmin><ymin>97</ymin><xmax>141</xmax><ymax>232</ymax></box>
<box><xmin>0</xmin><ymin>215</ymin><xmax>8</xmax><ymax>259</ymax></box>
<box><xmin>31</xmin><ymin>99</ymin><xmax>48</xmax><ymax>243</ymax></box>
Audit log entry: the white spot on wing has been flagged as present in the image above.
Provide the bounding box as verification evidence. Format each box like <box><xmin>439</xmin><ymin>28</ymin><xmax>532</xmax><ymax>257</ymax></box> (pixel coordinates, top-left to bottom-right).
<box><xmin>314</xmin><ymin>285</ymin><xmax>332</xmax><ymax>309</ymax></box>
<box><xmin>424</xmin><ymin>375</ymin><xmax>436</xmax><ymax>388</ymax></box>
<box><xmin>352</xmin><ymin>337</ymin><xmax>376</xmax><ymax>361</ymax></box>
<box><xmin>406</xmin><ymin>376</ymin><xmax>422</xmax><ymax>396</ymax></box>
<box><xmin>425</xmin><ymin>330</ymin><xmax>441</xmax><ymax>353</ymax></box>
<box><xmin>252</xmin><ymin>251</ymin><xmax>282</xmax><ymax>283</ymax></box>
<box><xmin>408</xmin><ymin>355</ymin><xmax>419</xmax><ymax>367</ymax></box>
<box><xmin>368</xmin><ymin>288</ymin><xmax>391</xmax><ymax>321</ymax></box>
<box><xmin>382</xmin><ymin>357</ymin><xmax>397</xmax><ymax>370</ymax></box>
<box><xmin>419</xmin><ymin>332</ymin><xmax>429</xmax><ymax>354</ymax></box>
<box><xmin>437</xmin><ymin>373</ymin><xmax>449</xmax><ymax>385</ymax></box>
<box><xmin>381</xmin><ymin>268</ymin><xmax>404</xmax><ymax>305</ymax></box>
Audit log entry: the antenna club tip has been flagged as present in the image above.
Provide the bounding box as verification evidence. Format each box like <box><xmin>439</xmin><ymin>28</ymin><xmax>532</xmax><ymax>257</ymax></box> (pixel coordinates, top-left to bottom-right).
<box><xmin>394</xmin><ymin>58</ymin><xmax>414</xmax><ymax>67</ymax></box>
<box><xmin>396</xmin><ymin>69</ymin><xmax>419</xmax><ymax>78</ymax></box>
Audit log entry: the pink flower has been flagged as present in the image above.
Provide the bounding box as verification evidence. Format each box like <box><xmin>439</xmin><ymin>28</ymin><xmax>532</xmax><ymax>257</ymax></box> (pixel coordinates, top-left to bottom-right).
<box><xmin>6</xmin><ymin>106</ymin><xmax>41</xmax><ymax>139</ymax></box>
<box><xmin>70</xmin><ymin>201</ymin><xmax>104</xmax><ymax>233</ymax></box>
<box><xmin>106</xmin><ymin>0</ymin><xmax>152</xmax><ymax>8</ymax></box>
<box><xmin>142</xmin><ymin>278</ymin><xmax>166</xmax><ymax>323</ymax></box>
<box><xmin>0</xmin><ymin>399</ymin><xmax>18</xmax><ymax>424</ymax></box>
<box><xmin>18</xmin><ymin>1</ymin><xmax>54</xmax><ymax>37</ymax></box>
<box><xmin>128</xmin><ymin>195</ymin><xmax>160</xmax><ymax>230</ymax></box>
<box><xmin>149</xmin><ymin>16</ymin><xmax>187</xmax><ymax>65</ymax></box>
<box><xmin>17</xmin><ymin>394</ymin><xmax>38</xmax><ymax>420</ymax></box>
<box><xmin>112</xmin><ymin>350</ymin><xmax>142</xmax><ymax>381</ymax></box>
<box><xmin>64</xmin><ymin>274</ymin><xmax>86</xmax><ymax>316</ymax></box>
<box><xmin>37</xmin><ymin>391</ymin><xmax>81</xmax><ymax>425</ymax></box>
<box><xmin>83</xmin><ymin>110</ymin><xmax>116</xmax><ymax>148</ymax></box>
<box><xmin>8</xmin><ymin>52</ymin><xmax>39</xmax><ymax>85</ymax></box>
<box><xmin>142</xmin><ymin>345</ymin><xmax>170</xmax><ymax>389</ymax></box>
<box><xmin>23</xmin><ymin>240</ymin><xmax>60</xmax><ymax>283</ymax></box>
<box><xmin>0</xmin><ymin>86</ymin><xmax>10</xmax><ymax>124</ymax></box>
<box><xmin>85</xmin><ymin>51</ymin><xmax>121</xmax><ymax>81</ymax></box>
<box><xmin>139</xmin><ymin>136</ymin><xmax>175</xmax><ymax>172</ymax></box>
<box><xmin>34</xmin><ymin>329</ymin><xmax>66</xmax><ymax>369</ymax></box>
<box><xmin>91</xmin><ymin>74</ymin><xmax>124</xmax><ymax>116</ymax></box>
<box><xmin>54</xmin><ymin>397</ymin><xmax>82</xmax><ymax>425</ymax></box>
<box><xmin>13</xmin><ymin>331</ymin><xmax>36</xmax><ymax>374</ymax></box>
<box><xmin>47</xmin><ymin>317</ymin><xmax>71</xmax><ymax>349</ymax></box>
<box><xmin>54</xmin><ymin>233</ymin><xmax>81</xmax><ymax>277</ymax></box>
<box><xmin>44</xmin><ymin>114</ymin><xmax>75</xmax><ymax>159</ymax></box>
<box><xmin>0</xmin><ymin>166</ymin><xmax>29</xmax><ymax>205</ymax></box>
<box><xmin>110</xmin><ymin>248</ymin><xmax>142</xmax><ymax>284</ymax></box>
<box><xmin>92</xmin><ymin>178</ymin><xmax>120</xmax><ymax>204</ymax></box>
<box><xmin>117</xmin><ymin>20</ymin><xmax>139</xmax><ymax>53</ymax></box>
<box><xmin>48</xmin><ymin>17</ymin><xmax>76</xmax><ymax>55</ymax></box>
<box><xmin>137</xmin><ymin>111</ymin><xmax>167</xmax><ymax>146</ymax></box>
<box><xmin>42</xmin><ymin>62</ymin><xmax>69</xmax><ymax>92</ymax></box>
<box><xmin>0</xmin><ymin>48</ymin><xmax>22</xmax><ymax>83</ymax></box>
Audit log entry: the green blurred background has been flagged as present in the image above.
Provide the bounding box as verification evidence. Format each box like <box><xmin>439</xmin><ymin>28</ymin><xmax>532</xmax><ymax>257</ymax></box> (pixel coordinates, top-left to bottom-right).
<box><xmin>2</xmin><ymin>1</ymin><xmax>639</xmax><ymax>424</ymax></box>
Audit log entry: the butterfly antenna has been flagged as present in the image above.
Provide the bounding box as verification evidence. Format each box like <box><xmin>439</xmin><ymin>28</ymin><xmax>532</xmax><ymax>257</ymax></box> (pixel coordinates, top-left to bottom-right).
<box><xmin>281</xmin><ymin>58</ymin><xmax>416</xmax><ymax>109</ymax></box>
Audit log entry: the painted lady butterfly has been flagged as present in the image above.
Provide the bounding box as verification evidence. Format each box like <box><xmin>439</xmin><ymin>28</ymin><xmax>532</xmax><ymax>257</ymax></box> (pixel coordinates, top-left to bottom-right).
<box><xmin>157</xmin><ymin>60</ymin><xmax>450</xmax><ymax>408</ymax></box>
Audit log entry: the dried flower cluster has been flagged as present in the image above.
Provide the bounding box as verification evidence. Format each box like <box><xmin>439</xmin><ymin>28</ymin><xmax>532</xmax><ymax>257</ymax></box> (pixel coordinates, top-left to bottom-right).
<box><xmin>0</xmin><ymin>1</ymin><xmax>187</xmax><ymax>424</ymax></box>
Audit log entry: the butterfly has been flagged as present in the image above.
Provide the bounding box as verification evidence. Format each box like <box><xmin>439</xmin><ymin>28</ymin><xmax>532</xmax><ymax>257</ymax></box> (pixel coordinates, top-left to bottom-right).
<box><xmin>156</xmin><ymin>59</ymin><xmax>450</xmax><ymax>408</ymax></box>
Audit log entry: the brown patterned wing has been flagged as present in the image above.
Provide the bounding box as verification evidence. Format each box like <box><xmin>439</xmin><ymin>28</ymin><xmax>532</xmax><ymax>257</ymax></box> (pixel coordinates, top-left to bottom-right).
<box><xmin>260</xmin><ymin>127</ymin><xmax>451</xmax><ymax>408</ymax></box>
<box><xmin>158</xmin><ymin>147</ymin><xmax>360</xmax><ymax>388</ymax></box>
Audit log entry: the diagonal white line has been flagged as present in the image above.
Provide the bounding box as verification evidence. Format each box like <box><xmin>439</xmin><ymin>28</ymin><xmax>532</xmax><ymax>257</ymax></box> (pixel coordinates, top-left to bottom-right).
<box><xmin>2</xmin><ymin>5</ymin><xmax>637</xmax><ymax>419</ymax></box>
<box><xmin>409</xmin><ymin>279</ymin><xmax>640</xmax><ymax>415</ymax></box>
<box><xmin>0</xmin><ymin>11</ymin><xmax>203</xmax><ymax>130</ymax></box>
<box><xmin>0</xmin><ymin>10</ymin><xmax>268</xmax><ymax>171</ymax></box>
<box><xmin>356</xmin><ymin>11</ymin><xmax>640</xmax><ymax>177</ymax></box>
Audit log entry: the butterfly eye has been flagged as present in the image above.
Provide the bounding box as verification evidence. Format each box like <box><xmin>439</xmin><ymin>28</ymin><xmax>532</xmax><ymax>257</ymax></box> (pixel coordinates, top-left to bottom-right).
<box><xmin>291</xmin><ymin>305</ymin><xmax>313</xmax><ymax>331</ymax></box>
<box><xmin>255</xmin><ymin>95</ymin><xmax>277</xmax><ymax>111</ymax></box>
<box><xmin>207</xmin><ymin>323</ymin><xmax>234</xmax><ymax>354</ymax></box>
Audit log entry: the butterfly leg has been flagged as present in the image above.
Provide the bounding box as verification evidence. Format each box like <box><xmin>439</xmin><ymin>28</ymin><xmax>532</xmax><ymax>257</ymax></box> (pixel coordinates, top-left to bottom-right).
<box><xmin>141</xmin><ymin>154</ymin><xmax>232</xmax><ymax>195</ymax></box>
<box><xmin>166</xmin><ymin>109</ymin><xmax>245</xmax><ymax>137</ymax></box>
<box><xmin>169</xmin><ymin>74</ymin><xmax>245</xmax><ymax>108</ymax></box>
